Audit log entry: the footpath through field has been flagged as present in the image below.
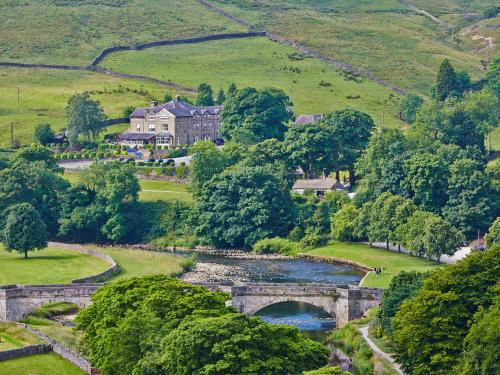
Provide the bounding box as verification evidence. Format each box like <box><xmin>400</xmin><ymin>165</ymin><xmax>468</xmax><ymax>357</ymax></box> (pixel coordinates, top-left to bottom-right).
<box><xmin>358</xmin><ymin>325</ymin><xmax>403</xmax><ymax>375</ymax></box>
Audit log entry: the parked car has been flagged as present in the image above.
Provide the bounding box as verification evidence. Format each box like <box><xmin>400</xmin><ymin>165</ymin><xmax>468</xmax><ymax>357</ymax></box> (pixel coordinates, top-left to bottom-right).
<box><xmin>148</xmin><ymin>158</ymin><xmax>156</xmax><ymax>163</ymax></box>
<box><xmin>166</xmin><ymin>159</ymin><xmax>175</xmax><ymax>166</ymax></box>
<box><xmin>213</xmin><ymin>138</ymin><xmax>224</xmax><ymax>146</ymax></box>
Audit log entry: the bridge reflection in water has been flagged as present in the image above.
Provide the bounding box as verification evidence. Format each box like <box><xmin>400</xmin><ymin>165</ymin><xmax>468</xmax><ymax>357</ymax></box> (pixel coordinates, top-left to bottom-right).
<box><xmin>255</xmin><ymin>301</ymin><xmax>336</xmax><ymax>342</ymax></box>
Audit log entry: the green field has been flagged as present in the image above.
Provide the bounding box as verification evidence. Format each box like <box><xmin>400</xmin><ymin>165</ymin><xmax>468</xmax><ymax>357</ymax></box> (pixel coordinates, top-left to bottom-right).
<box><xmin>0</xmin><ymin>322</ymin><xmax>42</xmax><ymax>351</ymax></box>
<box><xmin>100</xmin><ymin>36</ymin><xmax>402</xmax><ymax>127</ymax></box>
<box><xmin>210</xmin><ymin>0</ymin><xmax>494</xmax><ymax>95</ymax></box>
<box><xmin>64</xmin><ymin>171</ymin><xmax>193</xmax><ymax>202</ymax></box>
<box><xmin>0</xmin><ymin>67</ymin><xmax>187</xmax><ymax>147</ymax></box>
<box><xmin>0</xmin><ymin>246</ymin><xmax>108</xmax><ymax>284</ymax></box>
<box><xmin>90</xmin><ymin>246</ymin><xmax>184</xmax><ymax>280</ymax></box>
<box><xmin>0</xmin><ymin>0</ymin><xmax>244</xmax><ymax>65</ymax></box>
<box><xmin>306</xmin><ymin>242</ymin><xmax>441</xmax><ymax>288</ymax></box>
<box><xmin>139</xmin><ymin>179</ymin><xmax>193</xmax><ymax>203</ymax></box>
<box><xmin>0</xmin><ymin>352</ymin><xmax>85</xmax><ymax>375</ymax></box>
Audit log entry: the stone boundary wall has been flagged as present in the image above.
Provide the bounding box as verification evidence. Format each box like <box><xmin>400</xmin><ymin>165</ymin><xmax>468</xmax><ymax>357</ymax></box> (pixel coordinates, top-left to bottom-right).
<box><xmin>0</xmin><ymin>344</ymin><xmax>52</xmax><ymax>361</ymax></box>
<box><xmin>195</xmin><ymin>0</ymin><xmax>407</xmax><ymax>95</ymax></box>
<box><xmin>297</xmin><ymin>253</ymin><xmax>374</xmax><ymax>273</ymax></box>
<box><xmin>21</xmin><ymin>323</ymin><xmax>100</xmax><ymax>374</ymax></box>
<box><xmin>90</xmin><ymin>31</ymin><xmax>266</xmax><ymax>66</ymax></box>
<box><xmin>48</xmin><ymin>242</ymin><xmax>118</xmax><ymax>283</ymax></box>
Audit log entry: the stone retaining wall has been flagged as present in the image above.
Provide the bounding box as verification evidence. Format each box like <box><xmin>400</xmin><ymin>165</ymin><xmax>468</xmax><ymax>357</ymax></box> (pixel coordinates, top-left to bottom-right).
<box><xmin>0</xmin><ymin>344</ymin><xmax>52</xmax><ymax>361</ymax></box>
<box><xmin>48</xmin><ymin>242</ymin><xmax>119</xmax><ymax>283</ymax></box>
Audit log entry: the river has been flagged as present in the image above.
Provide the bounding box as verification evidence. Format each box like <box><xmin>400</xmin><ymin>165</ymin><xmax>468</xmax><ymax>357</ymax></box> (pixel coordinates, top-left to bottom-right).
<box><xmin>182</xmin><ymin>253</ymin><xmax>364</xmax><ymax>341</ymax></box>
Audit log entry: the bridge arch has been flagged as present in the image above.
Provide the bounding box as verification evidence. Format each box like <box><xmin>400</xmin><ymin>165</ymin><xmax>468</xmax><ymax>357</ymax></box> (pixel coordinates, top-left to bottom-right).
<box><xmin>244</xmin><ymin>296</ymin><xmax>337</xmax><ymax>319</ymax></box>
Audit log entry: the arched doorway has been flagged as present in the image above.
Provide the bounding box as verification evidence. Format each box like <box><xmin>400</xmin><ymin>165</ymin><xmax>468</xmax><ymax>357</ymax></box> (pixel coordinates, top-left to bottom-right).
<box><xmin>254</xmin><ymin>301</ymin><xmax>336</xmax><ymax>341</ymax></box>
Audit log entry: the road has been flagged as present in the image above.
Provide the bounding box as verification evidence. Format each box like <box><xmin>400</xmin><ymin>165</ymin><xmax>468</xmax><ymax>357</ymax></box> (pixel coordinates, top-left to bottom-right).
<box><xmin>358</xmin><ymin>325</ymin><xmax>403</xmax><ymax>375</ymax></box>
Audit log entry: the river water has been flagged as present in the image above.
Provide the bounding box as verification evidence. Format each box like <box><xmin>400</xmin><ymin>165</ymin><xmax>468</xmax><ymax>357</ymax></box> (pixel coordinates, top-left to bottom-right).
<box><xmin>188</xmin><ymin>254</ymin><xmax>364</xmax><ymax>340</ymax></box>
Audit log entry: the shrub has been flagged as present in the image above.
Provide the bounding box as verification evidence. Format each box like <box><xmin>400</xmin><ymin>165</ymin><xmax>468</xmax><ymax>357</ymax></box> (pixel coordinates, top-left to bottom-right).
<box><xmin>146</xmin><ymin>161</ymin><xmax>153</xmax><ymax>166</ymax></box>
<box><xmin>153</xmin><ymin>162</ymin><xmax>160</xmax><ymax>167</ymax></box>
<box><xmin>175</xmin><ymin>164</ymin><xmax>188</xmax><ymax>178</ymax></box>
<box><xmin>252</xmin><ymin>237</ymin><xmax>298</xmax><ymax>255</ymax></box>
<box><xmin>168</xmin><ymin>148</ymin><xmax>188</xmax><ymax>158</ymax></box>
<box><xmin>98</xmin><ymin>144</ymin><xmax>110</xmax><ymax>150</ymax></box>
<box><xmin>30</xmin><ymin>302</ymin><xmax>79</xmax><ymax>319</ymax></box>
<box><xmin>97</xmin><ymin>152</ymin><xmax>104</xmax><ymax>158</ymax></box>
<box><xmin>137</xmin><ymin>161</ymin><xmax>145</xmax><ymax>167</ymax></box>
<box><xmin>74</xmin><ymin>153</ymin><xmax>82</xmax><ymax>159</ymax></box>
<box><xmin>61</xmin><ymin>153</ymin><xmax>69</xmax><ymax>160</ymax></box>
<box><xmin>90</xmin><ymin>152</ymin><xmax>96</xmax><ymax>158</ymax></box>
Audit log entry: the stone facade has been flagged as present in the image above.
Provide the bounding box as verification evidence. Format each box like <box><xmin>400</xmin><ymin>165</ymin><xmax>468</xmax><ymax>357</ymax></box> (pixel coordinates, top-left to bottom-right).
<box><xmin>120</xmin><ymin>96</ymin><xmax>222</xmax><ymax>147</ymax></box>
<box><xmin>0</xmin><ymin>284</ymin><xmax>101</xmax><ymax>321</ymax></box>
<box><xmin>230</xmin><ymin>283</ymin><xmax>383</xmax><ymax>328</ymax></box>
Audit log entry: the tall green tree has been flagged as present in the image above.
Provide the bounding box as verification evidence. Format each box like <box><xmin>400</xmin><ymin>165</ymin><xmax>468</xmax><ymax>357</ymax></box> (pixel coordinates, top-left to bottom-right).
<box><xmin>66</xmin><ymin>92</ymin><xmax>106</xmax><ymax>142</ymax></box>
<box><xmin>195</xmin><ymin>83</ymin><xmax>214</xmax><ymax>106</ymax></box>
<box><xmin>484</xmin><ymin>217</ymin><xmax>500</xmax><ymax>248</ymax></box>
<box><xmin>188</xmin><ymin>141</ymin><xmax>227</xmax><ymax>196</ymax></box>
<box><xmin>34</xmin><ymin>123</ymin><xmax>55</xmax><ymax>145</ymax></box>
<box><xmin>331</xmin><ymin>203</ymin><xmax>359</xmax><ymax>242</ymax></box>
<box><xmin>321</xmin><ymin>109</ymin><xmax>374</xmax><ymax>184</ymax></box>
<box><xmin>58</xmin><ymin>162</ymin><xmax>140</xmax><ymax>242</ymax></box>
<box><xmin>76</xmin><ymin>276</ymin><xmax>230</xmax><ymax>375</ymax></box>
<box><xmin>442</xmin><ymin>158</ymin><xmax>496</xmax><ymax>238</ymax></box>
<box><xmin>216</xmin><ymin>88</ymin><xmax>226</xmax><ymax>105</ymax></box>
<box><xmin>10</xmin><ymin>144</ymin><xmax>61</xmax><ymax>172</ymax></box>
<box><xmin>392</xmin><ymin>246</ymin><xmax>500</xmax><ymax>375</ymax></box>
<box><xmin>2</xmin><ymin>203</ymin><xmax>48</xmax><ymax>258</ymax></box>
<box><xmin>196</xmin><ymin>165</ymin><xmax>294</xmax><ymax>248</ymax></box>
<box><xmin>400</xmin><ymin>93</ymin><xmax>424</xmax><ymax>124</ymax></box>
<box><xmin>220</xmin><ymin>87</ymin><xmax>292</xmax><ymax>143</ymax></box>
<box><xmin>422</xmin><ymin>215</ymin><xmax>464</xmax><ymax>262</ymax></box>
<box><xmin>436</xmin><ymin>58</ymin><xmax>459</xmax><ymax>101</ymax></box>
<box><xmin>163</xmin><ymin>92</ymin><xmax>173</xmax><ymax>103</ymax></box>
<box><xmin>227</xmin><ymin>82</ymin><xmax>237</xmax><ymax>97</ymax></box>
<box><xmin>156</xmin><ymin>314</ymin><xmax>329</xmax><ymax>375</ymax></box>
<box><xmin>283</xmin><ymin>123</ymin><xmax>337</xmax><ymax>179</ymax></box>
<box><xmin>395</xmin><ymin>210</ymin><xmax>439</xmax><ymax>257</ymax></box>
<box><xmin>485</xmin><ymin>57</ymin><xmax>499</xmax><ymax>99</ymax></box>
<box><xmin>0</xmin><ymin>160</ymin><xmax>69</xmax><ymax>235</ymax></box>
<box><xmin>402</xmin><ymin>152</ymin><xmax>449</xmax><ymax>212</ymax></box>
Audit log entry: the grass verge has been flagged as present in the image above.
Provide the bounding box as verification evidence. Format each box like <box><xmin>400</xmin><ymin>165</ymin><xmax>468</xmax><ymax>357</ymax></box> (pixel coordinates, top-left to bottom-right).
<box><xmin>306</xmin><ymin>242</ymin><xmax>440</xmax><ymax>288</ymax></box>
<box><xmin>0</xmin><ymin>352</ymin><xmax>85</xmax><ymax>375</ymax></box>
<box><xmin>0</xmin><ymin>322</ymin><xmax>41</xmax><ymax>351</ymax></box>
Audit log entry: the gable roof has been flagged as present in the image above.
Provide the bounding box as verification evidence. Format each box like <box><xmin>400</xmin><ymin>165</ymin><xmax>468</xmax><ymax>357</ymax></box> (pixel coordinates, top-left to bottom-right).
<box><xmin>292</xmin><ymin>178</ymin><xmax>344</xmax><ymax>190</ymax></box>
<box><xmin>130</xmin><ymin>99</ymin><xmax>222</xmax><ymax>118</ymax></box>
<box><xmin>118</xmin><ymin>132</ymin><xmax>156</xmax><ymax>141</ymax></box>
<box><xmin>293</xmin><ymin>114</ymin><xmax>323</xmax><ymax>125</ymax></box>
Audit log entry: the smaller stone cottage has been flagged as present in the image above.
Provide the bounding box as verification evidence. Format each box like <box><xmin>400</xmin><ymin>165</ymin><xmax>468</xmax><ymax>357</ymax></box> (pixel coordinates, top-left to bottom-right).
<box><xmin>292</xmin><ymin>178</ymin><xmax>345</xmax><ymax>197</ymax></box>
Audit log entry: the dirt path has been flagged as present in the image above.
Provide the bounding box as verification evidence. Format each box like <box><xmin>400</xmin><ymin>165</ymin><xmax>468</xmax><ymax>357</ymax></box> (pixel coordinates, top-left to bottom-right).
<box><xmin>358</xmin><ymin>325</ymin><xmax>403</xmax><ymax>375</ymax></box>
<box><xmin>399</xmin><ymin>0</ymin><xmax>452</xmax><ymax>28</ymax></box>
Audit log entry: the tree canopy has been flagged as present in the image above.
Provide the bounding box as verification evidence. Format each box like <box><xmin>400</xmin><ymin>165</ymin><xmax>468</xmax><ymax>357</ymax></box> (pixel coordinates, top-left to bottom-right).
<box><xmin>34</xmin><ymin>123</ymin><xmax>55</xmax><ymax>145</ymax></box>
<box><xmin>436</xmin><ymin>58</ymin><xmax>459</xmax><ymax>101</ymax></box>
<box><xmin>195</xmin><ymin>83</ymin><xmax>214</xmax><ymax>106</ymax></box>
<box><xmin>66</xmin><ymin>92</ymin><xmax>106</xmax><ymax>142</ymax></box>
<box><xmin>220</xmin><ymin>87</ymin><xmax>292</xmax><ymax>143</ymax></box>
<box><xmin>1</xmin><ymin>203</ymin><xmax>48</xmax><ymax>258</ymax></box>
<box><xmin>196</xmin><ymin>165</ymin><xmax>294</xmax><ymax>248</ymax></box>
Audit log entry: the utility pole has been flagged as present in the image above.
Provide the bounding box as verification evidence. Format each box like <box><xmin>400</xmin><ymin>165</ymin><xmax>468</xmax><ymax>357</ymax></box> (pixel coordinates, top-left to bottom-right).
<box><xmin>10</xmin><ymin>122</ymin><xmax>14</xmax><ymax>148</ymax></box>
<box><xmin>17</xmin><ymin>87</ymin><xmax>20</xmax><ymax>113</ymax></box>
<box><xmin>381</xmin><ymin>109</ymin><xmax>384</xmax><ymax>127</ymax></box>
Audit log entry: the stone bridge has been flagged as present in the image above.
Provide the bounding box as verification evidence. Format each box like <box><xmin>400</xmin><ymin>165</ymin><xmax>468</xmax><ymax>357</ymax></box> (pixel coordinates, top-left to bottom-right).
<box><xmin>0</xmin><ymin>282</ymin><xmax>382</xmax><ymax>327</ymax></box>
<box><xmin>230</xmin><ymin>283</ymin><xmax>383</xmax><ymax>328</ymax></box>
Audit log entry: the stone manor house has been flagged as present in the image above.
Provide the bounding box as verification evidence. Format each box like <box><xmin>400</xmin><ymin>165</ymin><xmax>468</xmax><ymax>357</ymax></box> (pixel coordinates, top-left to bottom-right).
<box><xmin>119</xmin><ymin>96</ymin><xmax>222</xmax><ymax>147</ymax></box>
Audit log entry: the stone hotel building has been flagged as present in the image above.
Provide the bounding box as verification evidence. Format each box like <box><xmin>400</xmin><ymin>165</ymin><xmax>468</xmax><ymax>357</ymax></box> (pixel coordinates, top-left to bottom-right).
<box><xmin>119</xmin><ymin>96</ymin><xmax>222</xmax><ymax>147</ymax></box>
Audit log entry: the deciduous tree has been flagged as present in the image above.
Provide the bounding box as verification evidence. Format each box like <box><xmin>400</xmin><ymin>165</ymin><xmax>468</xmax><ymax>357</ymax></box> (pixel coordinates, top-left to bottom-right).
<box><xmin>436</xmin><ymin>58</ymin><xmax>459</xmax><ymax>101</ymax></box>
<box><xmin>400</xmin><ymin>93</ymin><xmax>423</xmax><ymax>124</ymax></box>
<box><xmin>66</xmin><ymin>92</ymin><xmax>106</xmax><ymax>142</ymax></box>
<box><xmin>34</xmin><ymin>123</ymin><xmax>55</xmax><ymax>145</ymax></box>
<box><xmin>2</xmin><ymin>203</ymin><xmax>48</xmax><ymax>258</ymax></box>
<box><xmin>195</xmin><ymin>83</ymin><xmax>214</xmax><ymax>106</ymax></box>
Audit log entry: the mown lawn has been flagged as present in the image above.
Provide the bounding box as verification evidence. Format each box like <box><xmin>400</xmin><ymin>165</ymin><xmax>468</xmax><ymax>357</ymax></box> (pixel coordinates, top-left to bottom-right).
<box><xmin>0</xmin><ymin>352</ymin><xmax>85</xmax><ymax>375</ymax></box>
<box><xmin>306</xmin><ymin>242</ymin><xmax>441</xmax><ymax>288</ymax></box>
<box><xmin>64</xmin><ymin>171</ymin><xmax>192</xmax><ymax>203</ymax></box>
<box><xmin>91</xmin><ymin>246</ymin><xmax>184</xmax><ymax>281</ymax></box>
<box><xmin>100</xmin><ymin>36</ymin><xmax>403</xmax><ymax>128</ymax></box>
<box><xmin>0</xmin><ymin>245</ymin><xmax>108</xmax><ymax>285</ymax></box>
<box><xmin>0</xmin><ymin>67</ymin><xmax>183</xmax><ymax>147</ymax></box>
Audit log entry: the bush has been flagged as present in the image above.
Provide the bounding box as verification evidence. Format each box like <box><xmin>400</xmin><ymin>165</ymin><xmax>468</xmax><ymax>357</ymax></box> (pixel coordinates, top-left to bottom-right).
<box><xmin>146</xmin><ymin>161</ymin><xmax>153</xmax><ymax>166</ymax></box>
<box><xmin>73</xmin><ymin>153</ymin><xmax>81</xmax><ymax>159</ymax></box>
<box><xmin>137</xmin><ymin>161</ymin><xmax>145</xmax><ymax>167</ymax></box>
<box><xmin>30</xmin><ymin>302</ymin><xmax>79</xmax><ymax>319</ymax></box>
<box><xmin>61</xmin><ymin>153</ymin><xmax>69</xmax><ymax>160</ymax></box>
<box><xmin>90</xmin><ymin>152</ymin><xmax>96</xmax><ymax>158</ymax></box>
<box><xmin>252</xmin><ymin>237</ymin><xmax>298</xmax><ymax>255</ymax></box>
<box><xmin>97</xmin><ymin>152</ymin><xmax>104</xmax><ymax>158</ymax></box>
<box><xmin>98</xmin><ymin>144</ymin><xmax>110</xmax><ymax>150</ymax></box>
<box><xmin>175</xmin><ymin>164</ymin><xmax>188</xmax><ymax>178</ymax></box>
<box><xmin>104</xmin><ymin>152</ymin><xmax>111</xmax><ymax>158</ymax></box>
<box><xmin>168</xmin><ymin>148</ymin><xmax>188</xmax><ymax>158</ymax></box>
<box><xmin>153</xmin><ymin>162</ymin><xmax>160</xmax><ymax>167</ymax></box>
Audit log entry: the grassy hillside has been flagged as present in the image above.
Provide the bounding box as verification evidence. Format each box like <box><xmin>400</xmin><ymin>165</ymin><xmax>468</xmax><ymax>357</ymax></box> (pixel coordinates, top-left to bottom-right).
<box><xmin>100</xmin><ymin>36</ymin><xmax>402</xmax><ymax>127</ymax></box>
<box><xmin>0</xmin><ymin>0</ymin><xmax>244</xmax><ymax>65</ymax></box>
<box><xmin>0</xmin><ymin>68</ymin><xmax>187</xmax><ymax>146</ymax></box>
<box><xmin>208</xmin><ymin>0</ymin><xmax>496</xmax><ymax>95</ymax></box>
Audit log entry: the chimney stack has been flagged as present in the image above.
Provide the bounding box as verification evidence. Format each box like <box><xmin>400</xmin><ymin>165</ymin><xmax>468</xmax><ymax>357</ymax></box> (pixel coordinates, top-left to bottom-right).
<box><xmin>175</xmin><ymin>95</ymin><xmax>181</xmax><ymax>102</ymax></box>
<box><xmin>150</xmin><ymin>100</ymin><xmax>157</xmax><ymax>108</ymax></box>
